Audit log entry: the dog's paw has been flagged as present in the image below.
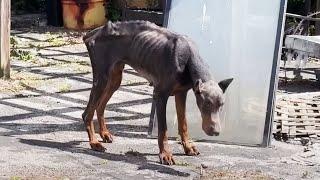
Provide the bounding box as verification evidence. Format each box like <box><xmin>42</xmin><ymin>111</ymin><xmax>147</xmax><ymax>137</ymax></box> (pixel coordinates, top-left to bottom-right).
<box><xmin>184</xmin><ymin>145</ymin><xmax>200</xmax><ymax>156</ymax></box>
<box><xmin>159</xmin><ymin>151</ymin><xmax>175</xmax><ymax>165</ymax></box>
<box><xmin>100</xmin><ymin>131</ymin><xmax>113</xmax><ymax>143</ymax></box>
<box><xmin>90</xmin><ymin>141</ymin><xmax>106</xmax><ymax>152</ymax></box>
<box><xmin>182</xmin><ymin>141</ymin><xmax>200</xmax><ymax>156</ymax></box>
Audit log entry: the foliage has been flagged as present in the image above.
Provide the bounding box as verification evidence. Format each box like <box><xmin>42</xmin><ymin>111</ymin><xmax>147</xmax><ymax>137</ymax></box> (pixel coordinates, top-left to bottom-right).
<box><xmin>10</xmin><ymin>36</ymin><xmax>35</xmax><ymax>62</ymax></box>
<box><xmin>12</xmin><ymin>0</ymin><xmax>46</xmax><ymax>14</ymax></box>
<box><xmin>107</xmin><ymin>0</ymin><xmax>121</xmax><ymax>21</ymax></box>
<box><xmin>10</xmin><ymin>177</ymin><xmax>22</xmax><ymax>180</ymax></box>
<box><xmin>58</xmin><ymin>83</ymin><xmax>72</xmax><ymax>93</ymax></box>
<box><xmin>46</xmin><ymin>36</ymin><xmax>68</xmax><ymax>47</ymax></box>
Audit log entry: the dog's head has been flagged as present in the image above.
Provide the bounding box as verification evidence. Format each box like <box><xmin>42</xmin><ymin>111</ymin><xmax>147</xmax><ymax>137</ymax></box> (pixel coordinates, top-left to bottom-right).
<box><xmin>194</xmin><ymin>78</ymin><xmax>233</xmax><ymax>136</ymax></box>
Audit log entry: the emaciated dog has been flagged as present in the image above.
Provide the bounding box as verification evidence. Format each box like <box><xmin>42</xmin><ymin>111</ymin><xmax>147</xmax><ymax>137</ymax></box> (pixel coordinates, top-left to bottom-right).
<box><xmin>82</xmin><ymin>21</ymin><xmax>233</xmax><ymax>165</ymax></box>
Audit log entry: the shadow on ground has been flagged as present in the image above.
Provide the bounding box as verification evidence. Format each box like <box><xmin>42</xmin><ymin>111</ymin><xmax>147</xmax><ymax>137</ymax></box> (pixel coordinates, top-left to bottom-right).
<box><xmin>0</xmin><ymin>32</ymin><xmax>189</xmax><ymax>177</ymax></box>
<box><xmin>19</xmin><ymin>138</ymin><xmax>190</xmax><ymax>177</ymax></box>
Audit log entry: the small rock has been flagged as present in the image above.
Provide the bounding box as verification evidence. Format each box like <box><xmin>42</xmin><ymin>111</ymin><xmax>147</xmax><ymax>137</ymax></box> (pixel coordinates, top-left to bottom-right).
<box><xmin>300</xmin><ymin>138</ymin><xmax>310</xmax><ymax>146</ymax></box>
<box><xmin>201</xmin><ymin>163</ymin><xmax>208</xmax><ymax>169</ymax></box>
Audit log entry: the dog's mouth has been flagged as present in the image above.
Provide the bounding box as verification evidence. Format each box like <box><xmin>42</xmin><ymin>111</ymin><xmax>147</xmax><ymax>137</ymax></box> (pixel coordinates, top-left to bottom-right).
<box><xmin>202</xmin><ymin>113</ymin><xmax>221</xmax><ymax>136</ymax></box>
<box><xmin>203</xmin><ymin>126</ymin><xmax>220</xmax><ymax>136</ymax></box>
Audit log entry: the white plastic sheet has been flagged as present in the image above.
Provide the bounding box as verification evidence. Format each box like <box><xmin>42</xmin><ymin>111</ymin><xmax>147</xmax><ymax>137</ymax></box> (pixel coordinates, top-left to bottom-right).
<box><xmin>150</xmin><ymin>0</ymin><xmax>287</xmax><ymax>146</ymax></box>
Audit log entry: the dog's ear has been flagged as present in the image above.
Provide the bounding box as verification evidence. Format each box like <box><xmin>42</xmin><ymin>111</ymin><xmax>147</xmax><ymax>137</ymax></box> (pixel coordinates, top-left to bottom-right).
<box><xmin>218</xmin><ymin>78</ymin><xmax>233</xmax><ymax>93</ymax></box>
<box><xmin>194</xmin><ymin>79</ymin><xmax>203</xmax><ymax>94</ymax></box>
<box><xmin>106</xmin><ymin>21</ymin><xmax>120</xmax><ymax>36</ymax></box>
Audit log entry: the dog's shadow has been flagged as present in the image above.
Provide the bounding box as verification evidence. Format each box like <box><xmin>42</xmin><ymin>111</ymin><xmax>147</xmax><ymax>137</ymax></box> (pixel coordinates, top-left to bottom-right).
<box><xmin>19</xmin><ymin>138</ymin><xmax>190</xmax><ymax>177</ymax></box>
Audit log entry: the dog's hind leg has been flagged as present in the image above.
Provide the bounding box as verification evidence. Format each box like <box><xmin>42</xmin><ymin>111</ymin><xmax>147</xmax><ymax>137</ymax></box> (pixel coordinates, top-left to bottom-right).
<box><xmin>96</xmin><ymin>63</ymin><xmax>125</xmax><ymax>143</ymax></box>
<box><xmin>175</xmin><ymin>91</ymin><xmax>200</xmax><ymax>156</ymax></box>
<box><xmin>82</xmin><ymin>72</ymin><xmax>109</xmax><ymax>152</ymax></box>
<box><xmin>154</xmin><ymin>91</ymin><xmax>175</xmax><ymax>165</ymax></box>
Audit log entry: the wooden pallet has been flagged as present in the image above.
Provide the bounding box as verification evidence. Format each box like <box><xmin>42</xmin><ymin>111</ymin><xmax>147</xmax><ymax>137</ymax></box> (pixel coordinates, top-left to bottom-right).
<box><xmin>274</xmin><ymin>95</ymin><xmax>320</xmax><ymax>140</ymax></box>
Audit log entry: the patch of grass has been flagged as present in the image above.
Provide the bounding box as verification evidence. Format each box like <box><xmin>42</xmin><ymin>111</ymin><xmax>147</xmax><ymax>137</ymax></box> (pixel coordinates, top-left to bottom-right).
<box><xmin>43</xmin><ymin>35</ymin><xmax>80</xmax><ymax>48</ymax></box>
<box><xmin>175</xmin><ymin>161</ymin><xmax>190</xmax><ymax>167</ymax></box>
<box><xmin>11</xmin><ymin>36</ymin><xmax>37</xmax><ymax>62</ymax></box>
<box><xmin>302</xmin><ymin>171</ymin><xmax>309</xmax><ymax>179</ymax></box>
<box><xmin>122</xmin><ymin>79</ymin><xmax>148</xmax><ymax>86</ymax></box>
<box><xmin>92</xmin><ymin>160</ymin><xmax>108</xmax><ymax>166</ymax></box>
<box><xmin>10</xmin><ymin>36</ymin><xmax>18</xmax><ymax>46</ymax></box>
<box><xmin>53</xmin><ymin>62</ymin><xmax>91</xmax><ymax>73</ymax></box>
<box><xmin>75</xmin><ymin>60</ymin><xmax>91</xmax><ymax>66</ymax></box>
<box><xmin>0</xmin><ymin>79</ymin><xmax>24</xmax><ymax>93</ymax></box>
<box><xmin>73</xmin><ymin>64</ymin><xmax>91</xmax><ymax>73</ymax></box>
<box><xmin>10</xmin><ymin>176</ymin><xmax>22</xmax><ymax>180</ymax></box>
<box><xmin>47</xmin><ymin>36</ymin><xmax>68</xmax><ymax>47</ymax></box>
<box><xmin>28</xmin><ymin>43</ymin><xmax>42</xmax><ymax>51</ymax></box>
<box><xmin>11</xmin><ymin>49</ymin><xmax>35</xmax><ymax>62</ymax></box>
<box><xmin>74</xmin><ymin>66</ymin><xmax>91</xmax><ymax>73</ymax></box>
<box><xmin>200</xmin><ymin>169</ymin><xmax>274</xmax><ymax>180</ymax></box>
<box><xmin>58</xmin><ymin>83</ymin><xmax>72</xmax><ymax>93</ymax></box>
<box><xmin>66</xmin><ymin>37</ymin><xmax>79</xmax><ymax>45</ymax></box>
<box><xmin>60</xmin><ymin>177</ymin><xmax>70</xmax><ymax>180</ymax></box>
<box><xmin>0</xmin><ymin>70</ymin><xmax>45</xmax><ymax>94</ymax></box>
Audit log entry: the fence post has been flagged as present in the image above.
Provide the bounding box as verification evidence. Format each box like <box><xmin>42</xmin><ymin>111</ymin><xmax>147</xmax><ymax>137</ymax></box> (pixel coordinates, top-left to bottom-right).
<box><xmin>301</xmin><ymin>0</ymin><xmax>311</xmax><ymax>35</ymax></box>
<box><xmin>316</xmin><ymin>0</ymin><xmax>320</xmax><ymax>35</ymax></box>
<box><xmin>0</xmin><ymin>0</ymin><xmax>11</xmax><ymax>79</ymax></box>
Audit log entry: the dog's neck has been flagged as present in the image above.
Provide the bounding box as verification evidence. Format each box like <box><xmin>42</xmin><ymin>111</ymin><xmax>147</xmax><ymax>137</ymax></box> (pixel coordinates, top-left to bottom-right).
<box><xmin>187</xmin><ymin>56</ymin><xmax>213</xmax><ymax>86</ymax></box>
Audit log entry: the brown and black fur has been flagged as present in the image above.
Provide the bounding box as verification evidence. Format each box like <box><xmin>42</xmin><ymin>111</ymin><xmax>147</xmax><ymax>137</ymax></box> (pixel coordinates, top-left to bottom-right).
<box><xmin>82</xmin><ymin>21</ymin><xmax>233</xmax><ymax>165</ymax></box>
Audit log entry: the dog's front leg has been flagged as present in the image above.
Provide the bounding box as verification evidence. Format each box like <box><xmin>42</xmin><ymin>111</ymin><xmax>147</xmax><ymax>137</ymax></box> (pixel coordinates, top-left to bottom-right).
<box><xmin>175</xmin><ymin>91</ymin><xmax>199</xmax><ymax>156</ymax></box>
<box><xmin>154</xmin><ymin>92</ymin><xmax>175</xmax><ymax>165</ymax></box>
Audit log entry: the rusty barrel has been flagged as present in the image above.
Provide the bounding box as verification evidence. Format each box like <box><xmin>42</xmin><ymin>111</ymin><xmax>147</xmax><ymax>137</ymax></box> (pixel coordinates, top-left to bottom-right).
<box><xmin>61</xmin><ymin>0</ymin><xmax>107</xmax><ymax>30</ymax></box>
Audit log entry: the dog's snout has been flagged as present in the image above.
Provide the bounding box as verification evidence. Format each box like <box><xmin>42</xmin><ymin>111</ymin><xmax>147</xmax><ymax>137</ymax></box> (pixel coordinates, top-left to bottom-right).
<box><xmin>203</xmin><ymin>126</ymin><xmax>220</xmax><ymax>136</ymax></box>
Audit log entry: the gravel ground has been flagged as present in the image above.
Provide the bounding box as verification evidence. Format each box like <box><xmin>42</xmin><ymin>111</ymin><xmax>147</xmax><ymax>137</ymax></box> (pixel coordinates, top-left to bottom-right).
<box><xmin>0</xmin><ymin>15</ymin><xmax>320</xmax><ymax>179</ymax></box>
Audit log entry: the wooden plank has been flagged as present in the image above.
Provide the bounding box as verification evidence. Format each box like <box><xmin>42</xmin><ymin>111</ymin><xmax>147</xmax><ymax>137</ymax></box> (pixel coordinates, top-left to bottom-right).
<box><xmin>275</xmin><ymin>118</ymin><xmax>320</xmax><ymax>122</ymax></box>
<box><xmin>275</xmin><ymin>110</ymin><xmax>320</xmax><ymax>117</ymax></box>
<box><xmin>288</xmin><ymin>105</ymin><xmax>296</xmax><ymax>136</ymax></box>
<box><xmin>302</xmin><ymin>103</ymin><xmax>314</xmax><ymax>131</ymax></box>
<box><xmin>281</xmin><ymin>101</ymin><xmax>289</xmax><ymax>134</ymax></box>
<box><xmin>273</xmin><ymin>112</ymin><xmax>281</xmax><ymax>133</ymax></box>
<box><xmin>316</xmin><ymin>0</ymin><xmax>320</xmax><ymax>35</ymax></box>
<box><xmin>296</xmin><ymin>129</ymin><xmax>320</xmax><ymax>134</ymax></box>
<box><xmin>276</xmin><ymin>105</ymin><xmax>320</xmax><ymax>111</ymax></box>
<box><xmin>0</xmin><ymin>0</ymin><xmax>10</xmax><ymax>79</ymax></box>
<box><xmin>281</xmin><ymin>98</ymin><xmax>320</xmax><ymax>105</ymax></box>
<box><xmin>275</xmin><ymin>95</ymin><xmax>320</xmax><ymax>139</ymax></box>
<box><xmin>286</xmin><ymin>13</ymin><xmax>320</xmax><ymax>22</ymax></box>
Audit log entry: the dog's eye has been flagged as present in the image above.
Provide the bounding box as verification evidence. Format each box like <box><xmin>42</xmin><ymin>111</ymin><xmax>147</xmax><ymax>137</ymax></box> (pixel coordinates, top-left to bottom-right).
<box><xmin>204</xmin><ymin>103</ymin><xmax>214</xmax><ymax>113</ymax></box>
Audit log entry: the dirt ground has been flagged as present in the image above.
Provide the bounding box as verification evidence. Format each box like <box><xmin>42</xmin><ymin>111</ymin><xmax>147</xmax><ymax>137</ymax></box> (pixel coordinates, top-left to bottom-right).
<box><xmin>1</xmin><ymin>15</ymin><xmax>320</xmax><ymax>180</ymax></box>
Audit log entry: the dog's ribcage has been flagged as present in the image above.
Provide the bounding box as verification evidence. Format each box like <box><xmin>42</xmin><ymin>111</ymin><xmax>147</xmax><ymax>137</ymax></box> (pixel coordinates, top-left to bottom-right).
<box><xmin>130</xmin><ymin>31</ymin><xmax>169</xmax><ymax>62</ymax></box>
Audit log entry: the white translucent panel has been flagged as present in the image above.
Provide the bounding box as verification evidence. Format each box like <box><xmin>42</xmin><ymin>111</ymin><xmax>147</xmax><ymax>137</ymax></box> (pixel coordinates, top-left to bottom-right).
<box><xmin>151</xmin><ymin>0</ymin><xmax>286</xmax><ymax>146</ymax></box>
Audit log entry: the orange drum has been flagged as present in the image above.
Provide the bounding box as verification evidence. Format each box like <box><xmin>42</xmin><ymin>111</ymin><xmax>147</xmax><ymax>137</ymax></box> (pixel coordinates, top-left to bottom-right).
<box><xmin>61</xmin><ymin>0</ymin><xmax>107</xmax><ymax>30</ymax></box>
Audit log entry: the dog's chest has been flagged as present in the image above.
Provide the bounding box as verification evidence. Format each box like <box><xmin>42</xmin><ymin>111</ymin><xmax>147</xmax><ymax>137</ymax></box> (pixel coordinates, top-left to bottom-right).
<box><xmin>134</xmin><ymin>67</ymin><xmax>154</xmax><ymax>85</ymax></box>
